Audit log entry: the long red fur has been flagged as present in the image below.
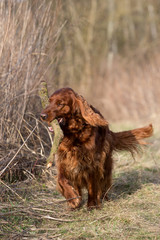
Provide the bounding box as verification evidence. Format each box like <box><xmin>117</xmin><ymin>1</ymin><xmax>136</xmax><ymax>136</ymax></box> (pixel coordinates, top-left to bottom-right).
<box><xmin>41</xmin><ymin>88</ymin><xmax>153</xmax><ymax>209</ymax></box>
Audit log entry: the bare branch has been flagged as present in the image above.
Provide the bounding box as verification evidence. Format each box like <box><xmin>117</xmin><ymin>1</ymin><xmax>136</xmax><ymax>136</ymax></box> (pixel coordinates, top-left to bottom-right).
<box><xmin>39</xmin><ymin>81</ymin><xmax>63</xmax><ymax>168</ymax></box>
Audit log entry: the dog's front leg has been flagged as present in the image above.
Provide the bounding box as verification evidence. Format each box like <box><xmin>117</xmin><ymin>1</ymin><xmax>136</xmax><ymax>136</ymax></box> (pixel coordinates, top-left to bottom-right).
<box><xmin>57</xmin><ymin>174</ymin><xmax>81</xmax><ymax>209</ymax></box>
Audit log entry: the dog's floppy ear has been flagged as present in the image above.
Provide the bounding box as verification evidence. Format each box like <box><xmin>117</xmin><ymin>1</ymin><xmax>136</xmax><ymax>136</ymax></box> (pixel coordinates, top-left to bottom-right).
<box><xmin>75</xmin><ymin>94</ymin><xmax>108</xmax><ymax>127</ymax></box>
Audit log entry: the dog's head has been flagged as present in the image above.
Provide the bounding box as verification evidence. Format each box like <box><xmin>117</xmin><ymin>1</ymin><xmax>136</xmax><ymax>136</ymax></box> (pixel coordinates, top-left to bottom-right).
<box><xmin>40</xmin><ymin>87</ymin><xmax>108</xmax><ymax>127</ymax></box>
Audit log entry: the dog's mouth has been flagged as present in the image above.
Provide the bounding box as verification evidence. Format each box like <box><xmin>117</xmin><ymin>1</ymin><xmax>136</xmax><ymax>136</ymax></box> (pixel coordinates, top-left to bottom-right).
<box><xmin>48</xmin><ymin>118</ymin><xmax>64</xmax><ymax>132</ymax></box>
<box><xmin>48</xmin><ymin>126</ymin><xmax>54</xmax><ymax>132</ymax></box>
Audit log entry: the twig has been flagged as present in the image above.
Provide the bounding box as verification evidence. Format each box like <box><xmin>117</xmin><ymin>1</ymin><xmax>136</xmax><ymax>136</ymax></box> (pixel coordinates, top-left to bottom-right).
<box><xmin>9</xmin><ymin>207</ymin><xmax>76</xmax><ymax>222</ymax></box>
<box><xmin>102</xmin><ymin>184</ymin><xmax>113</xmax><ymax>203</ymax></box>
<box><xmin>0</xmin><ymin>126</ymin><xmax>36</xmax><ymax>177</ymax></box>
<box><xmin>21</xmin><ymin>112</ymin><xmax>51</xmax><ymax>148</ymax></box>
<box><xmin>0</xmin><ymin>179</ymin><xmax>25</xmax><ymax>202</ymax></box>
<box><xmin>16</xmin><ymin>126</ymin><xmax>37</xmax><ymax>155</ymax></box>
<box><xmin>57</xmin><ymin>196</ymin><xmax>81</xmax><ymax>203</ymax></box>
<box><xmin>89</xmin><ymin>215</ymin><xmax>108</xmax><ymax>224</ymax></box>
<box><xmin>41</xmin><ymin>215</ymin><xmax>75</xmax><ymax>222</ymax></box>
<box><xmin>0</xmin><ymin>210</ymin><xmax>24</xmax><ymax>216</ymax></box>
<box><xmin>31</xmin><ymin>207</ymin><xmax>57</xmax><ymax>213</ymax></box>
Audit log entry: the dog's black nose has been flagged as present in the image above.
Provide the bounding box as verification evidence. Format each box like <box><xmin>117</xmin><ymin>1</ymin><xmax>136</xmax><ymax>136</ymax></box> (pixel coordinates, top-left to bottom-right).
<box><xmin>40</xmin><ymin>113</ymin><xmax>48</xmax><ymax>120</ymax></box>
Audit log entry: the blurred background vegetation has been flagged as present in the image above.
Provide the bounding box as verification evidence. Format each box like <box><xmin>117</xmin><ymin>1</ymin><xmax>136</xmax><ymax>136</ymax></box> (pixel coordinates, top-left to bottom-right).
<box><xmin>0</xmin><ymin>0</ymin><xmax>160</xmax><ymax>180</ymax></box>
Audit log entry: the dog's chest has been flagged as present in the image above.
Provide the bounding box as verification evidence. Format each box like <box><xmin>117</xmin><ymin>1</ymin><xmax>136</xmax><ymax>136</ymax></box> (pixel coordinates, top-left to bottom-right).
<box><xmin>58</xmin><ymin>143</ymin><xmax>96</xmax><ymax>175</ymax></box>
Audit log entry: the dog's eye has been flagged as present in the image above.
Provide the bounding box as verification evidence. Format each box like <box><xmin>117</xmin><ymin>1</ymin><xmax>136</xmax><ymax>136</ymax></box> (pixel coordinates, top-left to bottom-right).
<box><xmin>57</xmin><ymin>102</ymin><xmax>64</xmax><ymax>107</ymax></box>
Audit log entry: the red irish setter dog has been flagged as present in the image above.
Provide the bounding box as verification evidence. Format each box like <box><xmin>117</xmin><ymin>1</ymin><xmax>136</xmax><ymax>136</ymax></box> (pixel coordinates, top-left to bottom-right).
<box><xmin>40</xmin><ymin>87</ymin><xmax>153</xmax><ymax>209</ymax></box>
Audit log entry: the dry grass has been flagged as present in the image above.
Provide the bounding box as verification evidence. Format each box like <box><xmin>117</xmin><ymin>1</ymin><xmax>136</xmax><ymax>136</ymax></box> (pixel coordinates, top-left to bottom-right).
<box><xmin>0</xmin><ymin>123</ymin><xmax>159</xmax><ymax>240</ymax></box>
<box><xmin>1</xmin><ymin>0</ymin><xmax>160</xmax><ymax>181</ymax></box>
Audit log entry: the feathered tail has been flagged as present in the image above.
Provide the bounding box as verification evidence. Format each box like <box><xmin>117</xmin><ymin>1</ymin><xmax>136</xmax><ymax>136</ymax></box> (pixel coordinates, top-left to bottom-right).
<box><xmin>112</xmin><ymin>124</ymin><xmax>153</xmax><ymax>154</ymax></box>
